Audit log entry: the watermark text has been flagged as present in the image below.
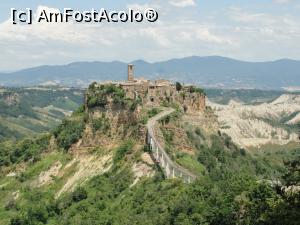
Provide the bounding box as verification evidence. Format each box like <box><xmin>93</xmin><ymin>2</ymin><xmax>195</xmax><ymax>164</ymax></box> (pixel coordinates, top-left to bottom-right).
<box><xmin>11</xmin><ymin>8</ymin><xmax>159</xmax><ymax>25</ymax></box>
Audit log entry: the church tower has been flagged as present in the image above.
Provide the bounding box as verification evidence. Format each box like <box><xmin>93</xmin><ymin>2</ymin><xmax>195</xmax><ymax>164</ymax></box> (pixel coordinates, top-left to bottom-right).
<box><xmin>128</xmin><ymin>64</ymin><xmax>134</xmax><ymax>82</ymax></box>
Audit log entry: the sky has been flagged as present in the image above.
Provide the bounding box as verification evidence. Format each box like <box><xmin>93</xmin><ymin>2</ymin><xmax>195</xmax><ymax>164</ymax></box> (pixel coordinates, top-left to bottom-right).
<box><xmin>0</xmin><ymin>0</ymin><xmax>300</xmax><ymax>70</ymax></box>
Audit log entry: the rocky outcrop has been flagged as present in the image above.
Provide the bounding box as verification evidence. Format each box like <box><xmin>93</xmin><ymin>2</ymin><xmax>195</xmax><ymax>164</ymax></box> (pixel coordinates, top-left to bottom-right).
<box><xmin>0</xmin><ymin>92</ymin><xmax>20</xmax><ymax>106</ymax></box>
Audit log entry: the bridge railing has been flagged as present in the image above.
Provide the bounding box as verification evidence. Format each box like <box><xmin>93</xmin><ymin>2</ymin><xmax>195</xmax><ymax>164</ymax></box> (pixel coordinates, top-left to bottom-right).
<box><xmin>147</xmin><ymin>114</ymin><xmax>197</xmax><ymax>183</ymax></box>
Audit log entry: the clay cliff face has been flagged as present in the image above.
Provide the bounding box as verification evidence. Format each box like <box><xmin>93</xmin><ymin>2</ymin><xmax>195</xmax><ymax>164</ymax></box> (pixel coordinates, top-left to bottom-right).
<box><xmin>83</xmin><ymin>83</ymin><xmax>146</xmax><ymax>146</ymax></box>
<box><xmin>208</xmin><ymin>94</ymin><xmax>300</xmax><ymax>148</ymax></box>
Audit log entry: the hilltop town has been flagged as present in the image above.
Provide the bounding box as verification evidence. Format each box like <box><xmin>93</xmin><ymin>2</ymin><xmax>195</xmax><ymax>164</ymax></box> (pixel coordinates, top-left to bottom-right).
<box><xmin>89</xmin><ymin>64</ymin><xmax>206</xmax><ymax>114</ymax></box>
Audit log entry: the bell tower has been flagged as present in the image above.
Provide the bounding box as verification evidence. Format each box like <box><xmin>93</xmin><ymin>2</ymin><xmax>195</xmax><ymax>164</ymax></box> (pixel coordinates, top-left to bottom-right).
<box><xmin>128</xmin><ymin>64</ymin><xmax>134</xmax><ymax>82</ymax></box>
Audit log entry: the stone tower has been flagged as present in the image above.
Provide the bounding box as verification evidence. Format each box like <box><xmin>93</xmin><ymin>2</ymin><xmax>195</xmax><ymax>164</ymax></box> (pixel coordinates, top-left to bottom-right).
<box><xmin>128</xmin><ymin>64</ymin><xmax>134</xmax><ymax>82</ymax></box>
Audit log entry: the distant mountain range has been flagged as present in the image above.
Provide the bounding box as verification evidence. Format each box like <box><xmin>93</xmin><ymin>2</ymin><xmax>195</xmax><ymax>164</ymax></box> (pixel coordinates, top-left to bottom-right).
<box><xmin>1</xmin><ymin>56</ymin><xmax>300</xmax><ymax>89</ymax></box>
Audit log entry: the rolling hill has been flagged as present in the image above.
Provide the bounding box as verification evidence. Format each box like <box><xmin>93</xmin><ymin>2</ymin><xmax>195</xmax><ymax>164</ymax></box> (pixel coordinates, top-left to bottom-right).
<box><xmin>0</xmin><ymin>87</ymin><xmax>84</xmax><ymax>141</ymax></box>
<box><xmin>1</xmin><ymin>56</ymin><xmax>300</xmax><ymax>89</ymax></box>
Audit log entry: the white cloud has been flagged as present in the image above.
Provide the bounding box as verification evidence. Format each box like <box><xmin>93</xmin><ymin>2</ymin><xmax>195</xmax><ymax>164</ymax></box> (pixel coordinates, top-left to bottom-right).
<box><xmin>127</xmin><ymin>3</ymin><xmax>161</xmax><ymax>11</ymax></box>
<box><xmin>273</xmin><ymin>0</ymin><xmax>294</xmax><ymax>4</ymax></box>
<box><xmin>195</xmin><ymin>28</ymin><xmax>232</xmax><ymax>44</ymax></box>
<box><xmin>0</xmin><ymin>6</ymin><xmax>100</xmax><ymax>44</ymax></box>
<box><xmin>0</xmin><ymin>4</ymin><xmax>233</xmax><ymax>70</ymax></box>
<box><xmin>168</xmin><ymin>0</ymin><xmax>196</xmax><ymax>8</ymax></box>
<box><xmin>225</xmin><ymin>6</ymin><xmax>300</xmax><ymax>59</ymax></box>
<box><xmin>228</xmin><ymin>7</ymin><xmax>276</xmax><ymax>24</ymax></box>
<box><xmin>0</xmin><ymin>3</ymin><xmax>300</xmax><ymax>70</ymax></box>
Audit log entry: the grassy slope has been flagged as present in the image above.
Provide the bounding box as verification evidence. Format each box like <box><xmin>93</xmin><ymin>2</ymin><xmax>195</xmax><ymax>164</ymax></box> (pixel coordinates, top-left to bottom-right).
<box><xmin>0</xmin><ymin>152</ymin><xmax>74</xmax><ymax>225</ymax></box>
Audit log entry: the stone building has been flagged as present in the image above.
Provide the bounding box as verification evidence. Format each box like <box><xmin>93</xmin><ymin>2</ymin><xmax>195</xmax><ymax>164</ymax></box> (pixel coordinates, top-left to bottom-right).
<box><xmin>119</xmin><ymin>65</ymin><xmax>206</xmax><ymax>113</ymax></box>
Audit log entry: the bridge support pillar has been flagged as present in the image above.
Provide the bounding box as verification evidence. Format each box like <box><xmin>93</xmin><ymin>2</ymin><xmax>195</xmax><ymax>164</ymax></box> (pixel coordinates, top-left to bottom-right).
<box><xmin>150</xmin><ymin>138</ymin><xmax>153</xmax><ymax>150</ymax></box>
<box><xmin>166</xmin><ymin>163</ymin><xmax>170</xmax><ymax>178</ymax></box>
<box><xmin>161</xmin><ymin>154</ymin><xmax>165</xmax><ymax>167</ymax></box>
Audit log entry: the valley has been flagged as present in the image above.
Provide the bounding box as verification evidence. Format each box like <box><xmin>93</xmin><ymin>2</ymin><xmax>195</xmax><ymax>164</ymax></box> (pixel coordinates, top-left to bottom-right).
<box><xmin>0</xmin><ymin>87</ymin><xmax>84</xmax><ymax>141</ymax></box>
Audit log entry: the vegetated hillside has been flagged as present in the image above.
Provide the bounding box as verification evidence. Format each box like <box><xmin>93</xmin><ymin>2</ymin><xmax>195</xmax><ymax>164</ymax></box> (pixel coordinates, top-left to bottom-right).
<box><xmin>1</xmin><ymin>56</ymin><xmax>300</xmax><ymax>89</ymax></box>
<box><xmin>209</xmin><ymin>94</ymin><xmax>300</xmax><ymax>148</ymax></box>
<box><xmin>205</xmin><ymin>88</ymin><xmax>285</xmax><ymax>105</ymax></box>
<box><xmin>0</xmin><ymin>87</ymin><xmax>84</xmax><ymax>141</ymax></box>
<box><xmin>0</xmin><ymin>83</ymin><xmax>299</xmax><ymax>225</ymax></box>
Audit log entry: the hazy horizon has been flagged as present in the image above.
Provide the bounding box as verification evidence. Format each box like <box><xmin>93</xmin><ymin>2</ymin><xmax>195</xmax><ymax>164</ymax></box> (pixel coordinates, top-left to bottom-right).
<box><xmin>1</xmin><ymin>55</ymin><xmax>300</xmax><ymax>73</ymax></box>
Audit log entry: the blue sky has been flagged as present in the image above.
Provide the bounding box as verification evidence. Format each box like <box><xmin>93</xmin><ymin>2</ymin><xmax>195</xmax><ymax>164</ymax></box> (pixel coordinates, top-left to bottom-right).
<box><xmin>0</xmin><ymin>0</ymin><xmax>300</xmax><ymax>70</ymax></box>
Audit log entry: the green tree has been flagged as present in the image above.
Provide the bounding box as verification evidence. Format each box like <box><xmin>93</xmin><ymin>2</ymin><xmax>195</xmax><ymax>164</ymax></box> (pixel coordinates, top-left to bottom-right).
<box><xmin>53</xmin><ymin>118</ymin><xmax>85</xmax><ymax>151</ymax></box>
<box><xmin>176</xmin><ymin>82</ymin><xmax>183</xmax><ymax>91</ymax></box>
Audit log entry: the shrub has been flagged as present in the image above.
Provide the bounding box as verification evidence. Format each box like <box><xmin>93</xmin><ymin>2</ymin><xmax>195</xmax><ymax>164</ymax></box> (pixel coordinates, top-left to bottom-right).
<box><xmin>232</xmin><ymin>150</ymin><xmax>239</xmax><ymax>158</ymax></box>
<box><xmin>240</xmin><ymin>148</ymin><xmax>246</xmax><ymax>156</ymax></box>
<box><xmin>162</xmin><ymin>129</ymin><xmax>174</xmax><ymax>144</ymax></box>
<box><xmin>72</xmin><ymin>105</ymin><xmax>85</xmax><ymax>115</ymax></box>
<box><xmin>0</xmin><ymin>135</ymin><xmax>50</xmax><ymax>169</ymax></box>
<box><xmin>176</xmin><ymin>82</ymin><xmax>182</xmax><ymax>91</ymax></box>
<box><xmin>86</xmin><ymin>84</ymin><xmax>126</xmax><ymax>109</ymax></box>
<box><xmin>114</xmin><ymin>140</ymin><xmax>134</xmax><ymax>163</ymax></box>
<box><xmin>10</xmin><ymin>217</ymin><xmax>24</xmax><ymax>225</ymax></box>
<box><xmin>91</xmin><ymin>114</ymin><xmax>110</xmax><ymax>134</ymax></box>
<box><xmin>53</xmin><ymin>118</ymin><xmax>85</xmax><ymax>151</ymax></box>
<box><xmin>128</xmin><ymin>100</ymin><xmax>138</xmax><ymax>111</ymax></box>
<box><xmin>195</xmin><ymin>127</ymin><xmax>206</xmax><ymax>140</ymax></box>
<box><xmin>87</xmin><ymin>95</ymin><xmax>107</xmax><ymax>108</ymax></box>
<box><xmin>5</xmin><ymin>199</ymin><xmax>17</xmax><ymax>211</ymax></box>
<box><xmin>72</xmin><ymin>187</ymin><xmax>88</xmax><ymax>202</ymax></box>
<box><xmin>189</xmin><ymin>86</ymin><xmax>205</xmax><ymax>95</ymax></box>
<box><xmin>147</xmin><ymin>108</ymin><xmax>161</xmax><ymax>118</ymax></box>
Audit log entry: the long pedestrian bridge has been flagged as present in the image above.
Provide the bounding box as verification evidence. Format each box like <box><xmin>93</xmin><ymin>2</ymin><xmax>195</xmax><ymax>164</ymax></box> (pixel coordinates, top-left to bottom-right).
<box><xmin>147</xmin><ymin>108</ymin><xmax>197</xmax><ymax>183</ymax></box>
